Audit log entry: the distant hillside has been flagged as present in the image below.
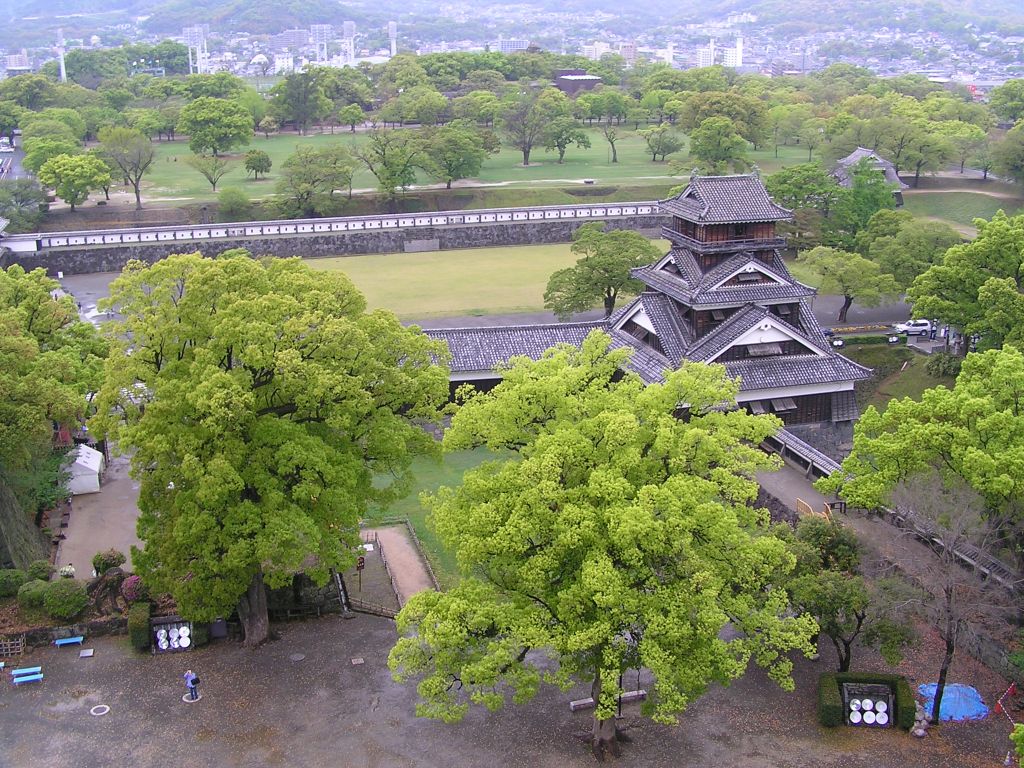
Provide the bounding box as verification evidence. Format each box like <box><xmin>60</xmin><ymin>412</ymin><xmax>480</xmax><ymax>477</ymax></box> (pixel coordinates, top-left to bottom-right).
<box><xmin>1</xmin><ymin>0</ymin><xmax>1022</xmax><ymax>47</ymax></box>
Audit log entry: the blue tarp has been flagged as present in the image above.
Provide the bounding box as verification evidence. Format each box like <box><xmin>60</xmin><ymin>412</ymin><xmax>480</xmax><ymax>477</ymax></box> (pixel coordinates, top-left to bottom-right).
<box><xmin>917</xmin><ymin>683</ymin><xmax>989</xmax><ymax>721</ymax></box>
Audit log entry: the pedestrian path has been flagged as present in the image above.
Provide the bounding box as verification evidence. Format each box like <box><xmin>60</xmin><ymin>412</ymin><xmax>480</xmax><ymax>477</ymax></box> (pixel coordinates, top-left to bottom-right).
<box><xmin>364</xmin><ymin>525</ymin><xmax>436</xmax><ymax>605</ymax></box>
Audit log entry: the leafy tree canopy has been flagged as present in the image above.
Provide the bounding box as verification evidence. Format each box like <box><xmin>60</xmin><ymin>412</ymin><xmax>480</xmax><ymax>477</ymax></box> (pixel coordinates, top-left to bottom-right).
<box><xmin>91</xmin><ymin>251</ymin><xmax>450</xmax><ymax>646</ymax></box>
<box><xmin>796</xmin><ymin>246</ymin><xmax>900</xmax><ymax>322</ymax></box>
<box><xmin>177</xmin><ymin>96</ymin><xmax>253</xmax><ymax>155</ymax></box>
<box><xmin>907</xmin><ymin>210</ymin><xmax>1024</xmax><ymax>347</ymax></box>
<box><xmin>389</xmin><ymin>332</ymin><xmax>815</xmax><ymax>759</ymax></box>
<box><xmin>544</xmin><ymin>222</ymin><xmax>660</xmax><ymax>319</ymax></box>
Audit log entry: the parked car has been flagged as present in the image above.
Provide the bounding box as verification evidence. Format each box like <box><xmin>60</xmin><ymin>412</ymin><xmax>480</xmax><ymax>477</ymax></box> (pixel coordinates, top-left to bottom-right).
<box><xmin>893</xmin><ymin>319</ymin><xmax>932</xmax><ymax>336</ymax></box>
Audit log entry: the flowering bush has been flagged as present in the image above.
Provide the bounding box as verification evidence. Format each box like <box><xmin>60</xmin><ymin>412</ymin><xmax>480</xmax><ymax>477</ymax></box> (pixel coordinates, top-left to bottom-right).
<box><xmin>91</xmin><ymin>549</ymin><xmax>126</xmax><ymax>576</ymax></box>
<box><xmin>120</xmin><ymin>574</ymin><xmax>147</xmax><ymax>603</ymax></box>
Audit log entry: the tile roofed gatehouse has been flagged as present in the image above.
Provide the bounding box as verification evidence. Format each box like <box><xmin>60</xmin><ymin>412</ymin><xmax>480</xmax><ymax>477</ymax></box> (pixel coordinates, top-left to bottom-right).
<box><xmin>427</xmin><ymin>172</ymin><xmax>870</xmax><ymax>427</ymax></box>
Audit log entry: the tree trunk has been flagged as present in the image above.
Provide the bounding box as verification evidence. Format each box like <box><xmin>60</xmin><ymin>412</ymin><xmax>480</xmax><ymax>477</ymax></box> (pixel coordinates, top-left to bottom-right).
<box><xmin>237</xmin><ymin>568</ymin><xmax>271</xmax><ymax>648</ymax></box>
<box><xmin>837</xmin><ymin>295</ymin><xmax>854</xmax><ymax>323</ymax></box>
<box><xmin>807</xmin><ymin>146</ymin><xmax>813</xmax><ymax>161</ymax></box>
<box><xmin>959</xmin><ymin>159</ymin><xmax>966</xmax><ymax>173</ymax></box>
<box><xmin>590</xmin><ymin>673</ymin><xmax>620</xmax><ymax>762</ymax></box>
<box><xmin>134</xmin><ymin>184</ymin><xmax>142</xmax><ymax>210</ymax></box>
<box><xmin>610</xmin><ymin>144</ymin><xmax>618</xmax><ymax>163</ymax></box>
<box><xmin>982</xmin><ymin>168</ymin><xmax>989</xmax><ymax>180</ymax></box>
<box><xmin>446</xmin><ymin>179</ymin><xmax>452</xmax><ymax>189</ymax></box>
<box><xmin>522</xmin><ymin>148</ymin><xmax>530</xmax><ymax>166</ymax></box>
<box><xmin>603</xmin><ymin>293</ymin><xmax>616</xmax><ymax>317</ymax></box>
<box><xmin>931</xmin><ymin>633</ymin><xmax>955</xmax><ymax>723</ymax></box>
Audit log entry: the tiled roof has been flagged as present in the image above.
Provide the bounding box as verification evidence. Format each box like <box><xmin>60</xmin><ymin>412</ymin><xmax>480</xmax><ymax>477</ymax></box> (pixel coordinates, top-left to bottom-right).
<box><xmin>832</xmin><ymin>147</ymin><xmax>908</xmax><ymax>189</ymax></box>
<box><xmin>686</xmin><ymin>304</ymin><xmax>772</xmax><ymax>362</ymax></box>
<box><xmin>634</xmin><ymin>251</ymin><xmax>815</xmax><ymax>306</ymax></box>
<box><xmin>660</xmin><ymin>174</ymin><xmax>792</xmax><ymax>223</ymax></box>
<box><xmin>428</xmin><ymin>322</ymin><xmax>604</xmax><ymax>373</ymax></box>
<box><xmin>637</xmin><ymin>293</ymin><xmax>691</xmax><ymax>364</ymax></box>
<box><xmin>726</xmin><ymin>355</ymin><xmax>872</xmax><ymax>392</ymax></box>
<box><xmin>608</xmin><ymin>330</ymin><xmax>671</xmax><ymax>383</ymax></box>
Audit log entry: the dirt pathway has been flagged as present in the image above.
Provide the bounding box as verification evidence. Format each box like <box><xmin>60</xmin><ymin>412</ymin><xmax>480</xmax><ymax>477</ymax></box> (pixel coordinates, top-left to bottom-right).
<box><xmin>365</xmin><ymin>525</ymin><xmax>436</xmax><ymax>605</ymax></box>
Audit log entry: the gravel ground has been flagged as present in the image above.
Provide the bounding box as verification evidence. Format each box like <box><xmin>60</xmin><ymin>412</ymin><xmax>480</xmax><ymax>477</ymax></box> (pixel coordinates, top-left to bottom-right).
<box><xmin>0</xmin><ymin>612</ymin><xmax>1014</xmax><ymax>768</ymax></box>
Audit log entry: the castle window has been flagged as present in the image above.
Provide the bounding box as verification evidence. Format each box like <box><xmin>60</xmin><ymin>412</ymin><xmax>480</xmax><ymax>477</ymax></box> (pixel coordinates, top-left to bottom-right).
<box><xmin>748</xmin><ymin>400</ymin><xmax>767</xmax><ymax>415</ymax></box>
<box><xmin>771</xmin><ymin>397</ymin><xmax>798</xmax><ymax>412</ymax></box>
<box><xmin>747</xmin><ymin>342</ymin><xmax>782</xmax><ymax>357</ymax></box>
<box><xmin>736</xmin><ymin>271</ymin><xmax>762</xmax><ymax>283</ymax></box>
<box><xmin>711</xmin><ymin>309</ymin><xmax>727</xmax><ymax>321</ymax></box>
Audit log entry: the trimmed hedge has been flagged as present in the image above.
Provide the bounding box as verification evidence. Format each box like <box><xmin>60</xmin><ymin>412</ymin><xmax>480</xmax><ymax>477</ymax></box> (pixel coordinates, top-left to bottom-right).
<box><xmin>0</xmin><ymin>569</ymin><xmax>28</xmax><ymax>597</ymax></box>
<box><xmin>17</xmin><ymin>579</ymin><xmax>49</xmax><ymax>609</ymax></box>
<box><xmin>128</xmin><ymin>603</ymin><xmax>151</xmax><ymax>651</ymax></box>
<box><xmin>843</xmin><ymin>335</ymin><xmax>905</xmax><ymax>346</ymax></box>
<box><xmin>43</xmin><ymin>579</ymin><xmax>89</xmax><ymax>620</ymax></box>
<box><xmin>191</xmin><ymin>621</ymin><xmax>209</xmax><ymax>648</ymax></box>
<box><xmin>818</xmin><ymin>672</ymin><xmax>915</xmax><ymax>730</ymax></box>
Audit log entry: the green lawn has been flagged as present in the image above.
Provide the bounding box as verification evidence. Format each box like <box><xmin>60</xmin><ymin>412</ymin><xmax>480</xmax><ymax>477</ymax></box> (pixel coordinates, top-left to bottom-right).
<box><xmin>841</xmin><ymin>344</ymin><xmax>954</xmax><ymax>412</ymax></box>
<box><xmin>902</xmin><ymin>190</ymin><xmax>1024</xmax><ymax>232</ymax></box>
<box><xmin>366</xmin><ymin>448</ymin><xmax>506</xmax><ymax>586</ymax></box>
<box><xmin>140</xmin><ymin>128</ymin><xmax>814</xmax><ymax>204</ymax></box>
<box><xmin>306</xmin><ymin>240</ymin><xmax>666</xmax><ymax>319</ymax></box>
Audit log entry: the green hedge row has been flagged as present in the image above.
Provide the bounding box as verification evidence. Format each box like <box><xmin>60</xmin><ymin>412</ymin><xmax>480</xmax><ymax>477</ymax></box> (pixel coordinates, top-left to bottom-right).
<box><xmin>128</xmin><ymin>603</ymin><xmax>151</xmax><ymax>651</ymax></box>
<box><xmin>841</xmin><ymin>335</ymin><xmax>905</xmax><ymax>346</ymax></box>
<box><xmin>818</xmin><ymin>672</ymin><xmax>915</xmax><ymax>730</ymax></box>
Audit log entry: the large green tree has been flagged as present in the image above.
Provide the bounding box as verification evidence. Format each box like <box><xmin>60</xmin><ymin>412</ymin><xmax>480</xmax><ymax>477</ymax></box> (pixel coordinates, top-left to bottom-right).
<box><xmin>686</xmin><ymin>116</ymin><xmax>747</xmax><ymax>173</ymax></box>
<box><xmin>499</xmin><ymin>87</ymin><xmax>568</xmax><ymax>166</ymax></box>
<box><xmin>355</xmin><ymin>130</ymin><xmax>424</xmax><ymax>207</ymax></box>
<box><xmin>796</xmin><ymin>246</ymin><xmax>900</xmax><ymax>323</ymax></box>
<box><xmin>544</xmin><ymin>222</ymin><xmax>661</xmax><ymax>319</ymax></box>
<box><xmin>988</xmin><ymin>79</ymin><xmax>1024</xmax><ymax>124</ymax></box>
<box><xmin>270</xmin><ymin>71</ymin><xmax>331</xmax><ymax>135</ymax></box>
<box><xmin>640</xmin><ymin>122</ymin><xmax>684</xmax><ymax>162</ymax></box>
<box><xmin>907</xmin><ymin>211</ymin><xmax>1024</xmax><ymax>349</ymax></box>
<box><xmin>866</xmin><ymin>218</ymin><xmax>961</xmax><ymax>291</ymax></box>
<box><xmin>92</xmin><ymin>252</ymin><xmax>449</xmax><ymax>646</ymax></box>
<box><xmin>275</xmin><ymin>145</ymin><xmax>356</xmax><ymax>218</ymax></box>
<box><xmin>420</xmin><ymin>122</ymin><xmax>490</xmax><ymax>189</ymax></box>
<box><xmin>818</xmin><ymin>347</ymin><xmax>1024</xmax><ymax>566</ymax></box>
<box><xmin>993</xmin><ymin>125</ymin><xmax>1024</xmax><ymax>185</ymax></box>
<box><xmin>38</xmin><ymin>153</ymin><xmax>111</xmax><ymax>212</ymax></box>
<box><xmin>0</xmin><ymin>178</ymin><xmax>47</xmax><ymax>233</ymax></box>
<box><xmin>542</xmin><ymin>116</ymin><xmax>591</xmax><ymax>163</ymax></box>
<box><xmin>177</xmin><ymin>96</ymin><xmax>253</xmax><ymax>156</ymax></box>
<box><xmin>389</xmin><ymin>333</ymin><xmax>816</xmax><ymax>759</ymax></box>
<box><xmin>98</xmin><ymin>126</ymin><xmax>156</xmax><ymax>210</ymax></box>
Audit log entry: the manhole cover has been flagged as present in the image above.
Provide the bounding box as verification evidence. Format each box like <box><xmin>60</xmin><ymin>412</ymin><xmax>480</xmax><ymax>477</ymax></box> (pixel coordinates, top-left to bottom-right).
<box><xmin>289</xmin><ymin>653</ymin><xmax>305</xmax><ymax>662</ymax></box>
<box><xmin>351</xmin><ymin>657</ymin><xmax>364</xmax><ymax>665</ymax></box>
<box><xmin>90</xmin><ymin>705</ymin><xmax>110</xmax><ymax>717</ymax></box>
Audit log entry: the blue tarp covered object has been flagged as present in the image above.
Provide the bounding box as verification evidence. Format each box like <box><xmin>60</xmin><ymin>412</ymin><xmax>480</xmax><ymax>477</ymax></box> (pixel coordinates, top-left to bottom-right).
<box><xmin>917</xmin><ymin>683</ymin><xmax>989</xmax><ymax>721</ymax></box>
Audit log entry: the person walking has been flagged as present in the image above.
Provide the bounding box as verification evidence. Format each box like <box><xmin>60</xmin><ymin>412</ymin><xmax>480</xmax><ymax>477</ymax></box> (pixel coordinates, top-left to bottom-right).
<box><xmin>184</xmin><ymin>669</ymin><xmax>200</xmax><ymax>701</ymax></box>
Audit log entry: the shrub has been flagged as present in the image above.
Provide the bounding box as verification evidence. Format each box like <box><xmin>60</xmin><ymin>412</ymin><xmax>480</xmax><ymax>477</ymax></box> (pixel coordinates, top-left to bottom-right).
<box><xmin>842</xmin><ymin>335</ymin><xmax>903</xmax><ymax>346</ymax></box>
<box><xmin>820</xmin><ymin>672</ymin><xmax>915</xmax><ymax>730</ymax></box>
<box><xmin>0</xmin><ymin>569</ymin><xmax>28</xmax><ymax>597</ymax></box>
<box><xmin>92</xmin><ymin>549</ymin><xmax>126</xmax><ymax>576</ymax></box>
<box><xmin>128</xmin><ymin>602</ymin><xmax>152</xmax><ymax>651</ymax></box>
<box><xmin>26</xmin><ymin>559</ymin><xmax>53</xmax><ymax>581</ymax></box>
<box><xmin>42</xmin><ymin>579</ymin><xmax>89</xmax><ymax>620</ymax></box>
<box><xmin>190</xmin><ymin>621</ymin><xmax>209</xmax><ymax>647</ymax></box>
<box><xmin>926</xmin><ymin>352</ymin><xmax>962</xmax><ymax>379</ymax></box>
<box><xmin>17</xmin><ymin>579</ymin><xmax>49</xmax><ymax>609</ymax></box>
<box><xmin>818</xmin><ymin>674</ymin><xmax>844</xmax><ymax>727</ymax></box>
<box><xmin>120</xmin><ymin>574</ymin><xmax>147</xmax><ymax>603</ymax></box>
<box><xmin>217</xmin><ymin>187</ymin><xmax>252</xmax><ymax>221</ymax></box>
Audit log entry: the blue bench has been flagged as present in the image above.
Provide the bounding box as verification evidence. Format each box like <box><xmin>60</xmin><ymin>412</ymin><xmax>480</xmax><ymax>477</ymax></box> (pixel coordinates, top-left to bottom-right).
<box><xmin>12</xmin><ymin>673</ymin><xmax>43</xmax><ymax>685</ymax></box>
<box><xmin>11</xmin><ymin>666</ymin><xmax>42</xmax><ymax>677</ymax></box>
<box><xmin>54</xmin><ymin>636</ymin><xmax>84</xmax><ymax>647</ymax></box>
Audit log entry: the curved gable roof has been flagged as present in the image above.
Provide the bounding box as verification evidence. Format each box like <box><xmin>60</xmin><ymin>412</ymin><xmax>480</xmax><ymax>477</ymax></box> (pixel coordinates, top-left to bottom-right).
<box><xmin>660</xmin><ymin>173</ymin><xmax>792</xmax><ymax>223</ymax></box>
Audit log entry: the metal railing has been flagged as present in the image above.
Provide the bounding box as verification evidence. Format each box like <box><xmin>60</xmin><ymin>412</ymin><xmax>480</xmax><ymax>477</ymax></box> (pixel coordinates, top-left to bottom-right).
<box><xmin>3</xmin><ymin>201</ymin><xmax>663</xmax><ymax>254</ymax></box>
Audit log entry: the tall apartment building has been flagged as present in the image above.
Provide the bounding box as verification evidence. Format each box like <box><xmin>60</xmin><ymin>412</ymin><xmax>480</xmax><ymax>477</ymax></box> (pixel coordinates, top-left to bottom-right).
<box><xmin>490</xmin><ymin>37</ymin><xmax>530</xmax><ymax>54</ymax></box>
<box><xmin>582</xmin><ymin>41</ymin><xmax>611</xmax><ymax>60</ymax></box>
<box><xmin>311</xmin><ymin>24</ymin><xmax>333</xmax><ymax>62</ymax></box>
<box><xmin>722</xmin><ymin>36</ymin><xmax>744</xmax><ymax>68</ymax></box>
<box><xmin>697</xmin><ymin>39</ymin><xmax>716</xmax><ymax>68</ymax></box>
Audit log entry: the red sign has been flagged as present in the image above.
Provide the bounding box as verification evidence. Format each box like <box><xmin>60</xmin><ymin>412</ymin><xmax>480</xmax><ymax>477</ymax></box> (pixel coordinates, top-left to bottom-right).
<box><xmin>356</xmin><ymin>556</ymin><xmax>365</xmax><ymax>571</ymax></box>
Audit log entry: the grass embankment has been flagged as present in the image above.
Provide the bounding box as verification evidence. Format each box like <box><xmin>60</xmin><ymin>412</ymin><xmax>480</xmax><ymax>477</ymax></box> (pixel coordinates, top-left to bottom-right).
<box><xmin>842</xmin><ymin>344</ymin><xmax>954</xmax><ymax>413</ymax></box>
<box><xmin>367</xmin><ymin>449</ymin><xmax>504</xmax><ymax>587</ymax></box>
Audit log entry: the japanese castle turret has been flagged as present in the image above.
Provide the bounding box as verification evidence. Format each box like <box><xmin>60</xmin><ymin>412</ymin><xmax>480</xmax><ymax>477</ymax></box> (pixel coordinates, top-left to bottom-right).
<box><xmin>428</xmin><ymin>172</ymin><xmax>870</xmax><ymax>426</ymax></box>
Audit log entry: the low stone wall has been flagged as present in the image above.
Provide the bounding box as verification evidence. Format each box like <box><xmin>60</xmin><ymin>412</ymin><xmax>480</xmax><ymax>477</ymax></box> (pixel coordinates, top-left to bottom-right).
<box><xmin>23</xmin><ymin>615</ymin><xmax>128</xmax><ymax>648</ymax></box>
<box><xmin>6</xmin><ymin>216</ymin><xmax>669</xmax><ymax>276</ymax></box>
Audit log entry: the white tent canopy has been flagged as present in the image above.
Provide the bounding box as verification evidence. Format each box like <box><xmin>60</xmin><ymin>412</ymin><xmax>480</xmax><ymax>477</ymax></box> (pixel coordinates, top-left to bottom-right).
<box><xmin>65</xmin><ymin>444</ymin><xmax>105</xmax><ymax>495</ymax></box>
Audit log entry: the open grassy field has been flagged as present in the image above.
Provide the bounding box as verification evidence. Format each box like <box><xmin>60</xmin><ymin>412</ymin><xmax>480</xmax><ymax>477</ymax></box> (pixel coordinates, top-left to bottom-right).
<box><xmin>306</xmin><ymin>240</ymin><xmax>665</xmax><ymax>318</ymax></box>
<box><xmin>902</xmin><ymin>189</ymin><xmax>1024</xmax><ymax>233</ymax></box>
<box><xmin>139</xmin><ymin>128</ymin><xmax>814</xmax><ymax>204</ymax></box>
<box><xmin>842</xmin><ymin>344</ymin><xmax>954</xmax><ymax>412</ymax></box>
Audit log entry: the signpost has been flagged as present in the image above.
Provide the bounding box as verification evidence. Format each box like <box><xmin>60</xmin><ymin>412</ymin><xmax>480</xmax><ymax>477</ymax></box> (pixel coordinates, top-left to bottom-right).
<box><xmin>356</xmin><ymin>555</ymin><xmax>365</xmax><ymax>591</ymax></box>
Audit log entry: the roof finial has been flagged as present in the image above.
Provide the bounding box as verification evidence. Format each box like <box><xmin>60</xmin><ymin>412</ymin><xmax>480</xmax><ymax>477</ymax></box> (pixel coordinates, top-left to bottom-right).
<box><xmin>750</xmin><ymin>163</ymin><xmax>760</xmax><ymax>179</ymax></box>
<box><xmin>690</xmin><ymin>167</ymin><xmax>699</xmax><ymax>181</ymax></box>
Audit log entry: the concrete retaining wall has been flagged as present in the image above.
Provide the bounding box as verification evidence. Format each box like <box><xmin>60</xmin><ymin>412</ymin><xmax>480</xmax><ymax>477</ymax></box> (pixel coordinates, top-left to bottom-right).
<box><xmin>5</xmin><ymin>217</ymin><xmax>669</xmax><ymax>276</ymax></box>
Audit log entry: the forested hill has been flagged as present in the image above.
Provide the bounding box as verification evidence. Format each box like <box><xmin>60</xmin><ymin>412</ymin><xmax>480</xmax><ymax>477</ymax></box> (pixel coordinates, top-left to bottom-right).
<box><xmin>2</xmin><ymin>0</ymin><xmax>1024</xmax><ymax>39</ymax></box>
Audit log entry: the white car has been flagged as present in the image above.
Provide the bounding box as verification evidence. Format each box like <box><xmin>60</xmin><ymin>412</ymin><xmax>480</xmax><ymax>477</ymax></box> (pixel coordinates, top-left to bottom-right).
<box><xmin>894</xmin><ymin>319</ymin><xmax>932</xmax><ymax>336</ymax></box>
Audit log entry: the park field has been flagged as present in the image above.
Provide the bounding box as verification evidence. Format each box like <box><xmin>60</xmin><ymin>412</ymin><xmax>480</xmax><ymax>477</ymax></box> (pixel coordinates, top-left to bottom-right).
<box><xmin>305</xmin><ymin>240</ymin><xmax>665</xmax><ymax>318</ymax></box>
<box><xmin>902</xmin><ymin>189</ymin><xmax>1024</xmax><ymax>234</ymax></box>
<box><xmin>139</xmin><ymin>127</ymin><xmax>815</xmax><ymax>204</ymax></box>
